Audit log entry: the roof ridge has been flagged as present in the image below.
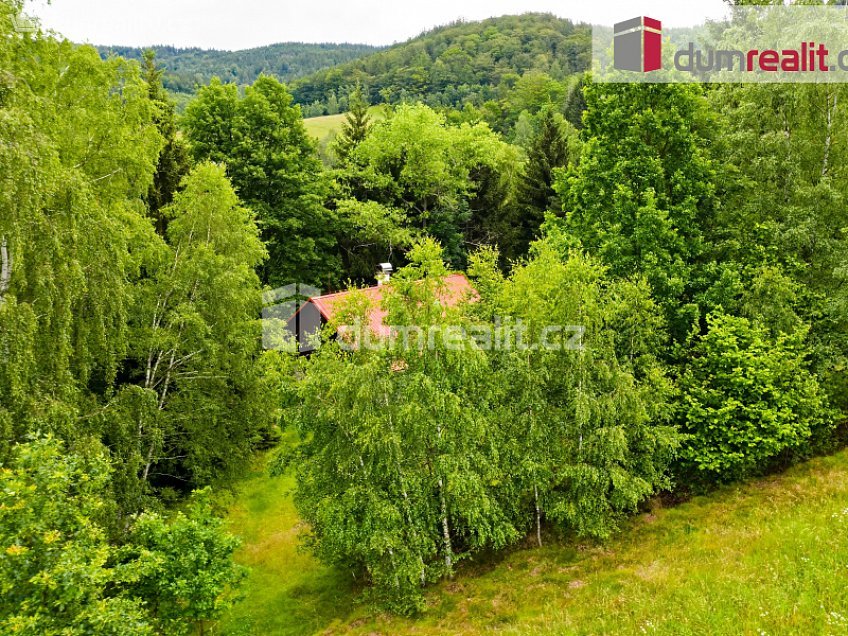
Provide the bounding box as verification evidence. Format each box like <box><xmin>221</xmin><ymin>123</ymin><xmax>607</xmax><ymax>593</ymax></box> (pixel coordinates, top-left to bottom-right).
<box><xmin>311</xmin><ymin>272</ymin><xmax>469</xmax><ymax>302</ymax></box>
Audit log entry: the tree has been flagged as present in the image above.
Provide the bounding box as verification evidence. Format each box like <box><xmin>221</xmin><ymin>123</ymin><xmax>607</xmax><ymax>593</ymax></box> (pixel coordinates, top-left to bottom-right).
<box><xmin>505</xmin><ymin>70</ymin><xmax>566</xmax><ymax>120</ymax></box>
<box><xmin>96</xmin><ymin>42</ymin><xmax>379</xmax><ymax>95</ymax></box>
<box><xmin>516</xmin><ymin>107</ymin><xmax>577</xmax><ymax>253</ymax></box>
<box><xmin>284</xmin><ymin>240</ymin><xmax>519</xmax><ymax>612</ymax></box>
<box><xmin>326</xmin><ymin>90</ymin><xmax>339</xmax><ymax>115</ymax></box>
<box><xmin>559</xmin><ymin>83</ymin><xmax>721</xmax><ymax>341</ymax></box>
<box><xmin>679</xmin><ymin>313</ymin><xmax>832</xmax><ymax>483</ymax></box>
<box><xmin>0</xmin><ymin>436</ymin><xmax>153</xmax><ymax>635</ymax></box>
<box><xmin>0</xmin><ymin>436</ymin><xmax>245</xmax><ymax>635</ymax></box>
<box><xmin>334</xmin><ymin>104</ymin><xmax>518</xmax><ymax>272</ymax></box>
<box><xmin>105</xmin><ymin>163</ymin><xmax>269</xmax><ymax>513</ymax></box>
<box><xmin>0</xmin><ymin>21</ymin><xmax>163</xmax><ymax>458</ymax></box>
<box><xmin>470</xmin><ymin>232</ymin><xmax>679</xmax><ymax>540</ymax></box>
<box><xmin>333</xmin><ymin>83</ymin><xmax>372</xmax><ymax>163</ymax></box>
<box><xmin>121</xmin><ymin>489</ymin><xmax>246</xmax><ymax>636</ymax></box>
<box><xmin>291</xmin><ymin>15</ymin><xmax>590</xmax><ymax>126</ymax></box>
<box><xmin>710</xmin><ymin>82</ymin><xmax>848</xmax><ymax>411</ymax></box>
<box><xmin>142</xmin><ymin>50</ymin><xmax>191</xmax><ymax>235</ymax></box>
<box><xmin>183</xmin><ymin>76</ymin><xmax>340</xmax><ymax>287</ymax></box>
<box><xmin>563</xmin><ymin>73</ymin><xmax>588</xmax><ymax>129</ymax></box>
<box><xmin>284</xmin><ymin>237</ymin><xmax>679</xmax><ymax>611</ymax></box>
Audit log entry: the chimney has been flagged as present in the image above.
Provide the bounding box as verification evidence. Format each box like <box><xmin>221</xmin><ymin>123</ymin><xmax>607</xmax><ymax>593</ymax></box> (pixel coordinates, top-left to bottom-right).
<box><xmin>377</xmin><ymin>262</ymin><xmax>393</xmax><ymax>286</ymax></box>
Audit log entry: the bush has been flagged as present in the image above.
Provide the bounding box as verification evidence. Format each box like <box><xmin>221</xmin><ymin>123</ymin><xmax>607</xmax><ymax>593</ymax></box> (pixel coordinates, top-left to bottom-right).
<box><xmin>679</xmin><ymin>312</ymin><xmax>832</xmax><ymax>483</ymax></box>
<box><xmin>121</xmin><ymin>488</ymin><xmax>246</xmax><ymax>636</ymax></box>
<box><xmin>0</xmin><ymin>436</ymin><xmax>153</xmax><ymax>635</ymax></box>
<box><xmin>0</xmin><ymin>436</ymin><xmax>245</xmax><ymax>635</ymax></box>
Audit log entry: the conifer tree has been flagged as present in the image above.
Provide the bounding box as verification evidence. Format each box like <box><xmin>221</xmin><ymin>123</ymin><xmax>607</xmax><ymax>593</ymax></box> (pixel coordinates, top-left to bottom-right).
<box><xmin>516</xmin><ymin>107</ymin><xmax>575</xmax><ymax>252</ymax></box>
<box><xmin>142</xmin><ymin>50</ymin><xmax>190</xmax><ymax>235</ymax></box>
<box><xmin>334</xmin><ymin>83</ymin><xmax>372</xmax><ymax>163</ymax></box>
<box><xmin>563</xmin><ymin>73</ymin><xmax>588</xmax><ymax>130</ymax></box>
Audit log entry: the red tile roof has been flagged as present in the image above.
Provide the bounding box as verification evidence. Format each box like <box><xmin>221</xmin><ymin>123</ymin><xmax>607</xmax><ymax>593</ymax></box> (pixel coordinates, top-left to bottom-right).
<box><xmin>308</xmin><ymin>273</ymin><xmax>476</xmax><ymax>338</ymax></box>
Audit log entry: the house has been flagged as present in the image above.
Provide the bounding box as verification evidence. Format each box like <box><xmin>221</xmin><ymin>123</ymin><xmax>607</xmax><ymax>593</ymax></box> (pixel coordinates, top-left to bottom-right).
<box><xmin>285</xmin><ymin>265</ymin><xmax>476</xmax><ymax>353</ymax></box>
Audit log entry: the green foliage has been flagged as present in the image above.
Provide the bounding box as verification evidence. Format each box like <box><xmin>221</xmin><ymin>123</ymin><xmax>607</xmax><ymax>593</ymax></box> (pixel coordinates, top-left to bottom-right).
<box><xmin>709</xmin><ymin>83</ymin><xmax>848</xmax><ymax>411</ymax></box>
<box><xmin>106</xmin><ymin>163</ymin><xmax>269</xmax><ymax>511</ymax></box>
<box><xmin>286</xmin><ymin>237</ymin><xmax>678</xmax><ymax>610</ymax></box>
<box><xmin>514</xmin><ymin>107</ymin><xmax>579</xmax><ymax>255</ymax></box>
<box><xmin>292</xmin><ymin>14</ymin><xmax>590</xmax><ymax>113</ymax></box>
<box><xmin>563</xmin><ymin>72</ymin><xmax>588</xmax><ymax>129</ymax></box>
<box><xmin>333</xmin><ymin>83</ymin><xmax>373</xmax><ymax>164</ymax></box>
<box><xmin>142</xmin><ymin>50</ymin><xmax>191</xmax><ymax>234</ymax></box>
<box><xmin>333</xmin><ymin>103</ymin><xmax>519</xmax><ymax>273</ymax></box>
<box><xmin>0</xmin><ymin>14</ymin><xmax>162</xmax><ymax>451</ymax></box>
<box><xmin>98</xmin><ymin>42</ymin><xmax>380</xmax><ymax>100</ymax></box>
<box><xmin>183</xmin><ymin>76</ymin><xmax>339</xmax><ymax>287</ymax></box>
<box><xmin>0</xmin><ymin>436</ymin><xmax>245</xmax><ymax>635</ymax></box>
<box><xmin>6</xmin><ymin>3</ymin><xmax>848</xmax><ymax>627</ymax></box>
<box><xmin>472</xmin><ymin>236</ymin><xmax>680</xmax><ymax>539</ymax></box>
<box><xmin>122</xmin><ymin>489</ymin><xmax>246</xmax><ymax>635</ymax></box>
<box><xmin>558</xmin><ymin>83</ymin><xmax>721</xmax><ymax>340</ymax></box>
<box><xmin>285</xmin><ymin>240</ymin><xmax>519</xmax><ymax>612</ymax></box>
<box><xmin>0</xmin><ymin>436</ymin><xmax>153</xmax><ymax>635</ymax></box>
<box><xmin>679</xmin><ymin>313</ymin><xmax>832</xmax><ymax>483</ymax></box>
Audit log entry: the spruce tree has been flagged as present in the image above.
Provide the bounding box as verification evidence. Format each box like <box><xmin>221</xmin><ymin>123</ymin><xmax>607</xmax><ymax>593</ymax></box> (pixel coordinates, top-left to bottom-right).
<box><xmin>333</xmin><ymin>83</ymin><xmax>372</xmax><ymax>163</ymax></box>
<box><xmin>516</xmin><ymin>107</ymin><xmax>574</xmax><ymax>253</ymax></box>
<box><xmin>142</xmin><ymin>50</ymin><xmax>190</xmax><ymax>235</ymax></box>
<box><xmin>564</xmin><ymin>73</ymin><xmax>588</xmax><ymax>130</ymax></box>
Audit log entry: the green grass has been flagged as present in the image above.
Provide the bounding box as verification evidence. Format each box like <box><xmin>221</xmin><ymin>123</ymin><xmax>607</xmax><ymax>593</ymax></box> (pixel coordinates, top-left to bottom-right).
<box><xmin>303</xmin><ymin>106</ymin><xmax>385</xmax><ymax>141</ymax></box>
<box><xmin>217</xmin><ymin>456</ymin><xmax>358</xmax><ymax>636</ymax></box>
<box><xmin>220</xmin><ymin>449</ymin><xmax>848</xmax><ymax>635</ymax></box>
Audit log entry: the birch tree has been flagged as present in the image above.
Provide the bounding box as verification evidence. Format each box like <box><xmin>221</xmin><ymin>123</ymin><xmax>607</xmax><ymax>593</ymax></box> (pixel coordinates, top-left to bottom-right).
<box><xmin>471</xmin><ymin>234</ymin><xmax>679</xmax><ymax>539</ymax></box>
<box><xmin>105</xmin><ymin>163</ymin><xmax>269</xmax><ymax>513</ymax></box>
<box><xmin>286</xmin><ymin>240</ymin><xmax>518</xmax><ymax>612</ymax></box>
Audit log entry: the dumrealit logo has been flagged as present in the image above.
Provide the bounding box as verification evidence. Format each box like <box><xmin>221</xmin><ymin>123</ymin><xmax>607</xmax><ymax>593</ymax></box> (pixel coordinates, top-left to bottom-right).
<box><xmin>613</xmin><ymin>17</ymin><xmax>662</xmax><ymax>73</ymax></box>
<box><xmin>597</xmin><ymin>7</ymin><xmax>848</xmax><ymax>83</ymax></box>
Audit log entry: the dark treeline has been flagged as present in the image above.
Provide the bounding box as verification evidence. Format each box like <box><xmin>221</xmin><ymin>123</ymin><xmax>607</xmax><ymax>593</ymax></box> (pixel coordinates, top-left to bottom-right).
<box><xmin>98</xmin><ymin>41</ymin><xmax>381</xmax><ymax>101</ymax></box>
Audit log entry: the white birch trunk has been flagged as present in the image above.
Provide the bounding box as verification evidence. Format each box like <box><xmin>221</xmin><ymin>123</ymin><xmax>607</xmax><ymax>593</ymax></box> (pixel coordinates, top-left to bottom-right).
<box><xmin>439</xmin><ymin>477</ymin><xmax>453</xmax><ymax>572</ymax></box>
<box><xmin>0</xmin><ymin>236</ymin><xmax>11</xmax><ymax>304</ymax></box>
<box><xmin>534</xmin><ymin>483</ymin><xmax>543</xmax><ymax>548</ymax></box>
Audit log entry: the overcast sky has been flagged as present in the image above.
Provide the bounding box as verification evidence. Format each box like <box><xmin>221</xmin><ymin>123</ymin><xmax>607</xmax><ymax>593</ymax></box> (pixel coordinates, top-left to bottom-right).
<box><xmin>24</xmin><ymin>0</ymin><xmax>730</xmax><ymax>51</ymax></box>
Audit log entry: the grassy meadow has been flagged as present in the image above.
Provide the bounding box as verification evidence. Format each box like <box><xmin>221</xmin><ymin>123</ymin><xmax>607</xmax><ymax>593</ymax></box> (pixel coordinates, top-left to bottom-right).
<box><xmin>303</xmin><ymin>106</ymin><xmax>386</xmax><ymax>142</ymax></box>
<box><xmin>219</xmin><ymin>447</ymin><xmax>848</xmax><ymax>636</ymax></box>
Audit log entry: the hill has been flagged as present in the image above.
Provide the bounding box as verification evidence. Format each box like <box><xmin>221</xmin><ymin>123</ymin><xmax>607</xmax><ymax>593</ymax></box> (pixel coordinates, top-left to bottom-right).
<box><xmin>97</xmin><ymin>42</ymin><xmax>382</xmax><ymax>95</ymax></box>
<box><xmin>219</xmin><ymin>447</ymin><xmax>848</xmax><ymax>635</ymax></box>
<box><xmin>291</xmin><ymin>13</ymin><xmax>591</xmax><ymax>112</ymax></box>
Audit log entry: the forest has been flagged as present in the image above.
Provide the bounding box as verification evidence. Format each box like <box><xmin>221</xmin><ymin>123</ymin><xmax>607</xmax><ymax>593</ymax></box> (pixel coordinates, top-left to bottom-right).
<box><xmin>99</xmin><ymin>42</ymin><xmax>381</xmax><ymax>108</ymax></box>
<box><xmin>2</xmin><ymin>0</ymin><xmax>848</xmax><ymax>633</ymax></box>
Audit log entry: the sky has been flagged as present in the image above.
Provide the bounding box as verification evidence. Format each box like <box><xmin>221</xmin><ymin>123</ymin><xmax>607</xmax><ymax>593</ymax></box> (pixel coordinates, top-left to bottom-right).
<box><xmin>24</xmin><ymin>0</ymin><xmax>730</xmax><ymax>51</ymax></box>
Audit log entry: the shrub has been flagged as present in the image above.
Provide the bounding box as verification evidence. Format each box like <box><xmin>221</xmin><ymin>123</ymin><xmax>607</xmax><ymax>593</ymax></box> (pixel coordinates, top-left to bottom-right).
<box><xmin>679</xmin><ymin>312</ymin><xmax>832</xmax><ymax>483</ymax></box>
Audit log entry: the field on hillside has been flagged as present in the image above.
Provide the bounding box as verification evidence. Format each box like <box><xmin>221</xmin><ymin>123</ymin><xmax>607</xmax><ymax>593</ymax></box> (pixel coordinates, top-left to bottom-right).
<box><xmin>303</xmin><ymin>106</ymin><xmax>385</xmax><ymax>142</ymax></box>
<box><xmin>219</xmin><ymin>448</ymin><xmax>848</xmax><ymax>636</ymax></box>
